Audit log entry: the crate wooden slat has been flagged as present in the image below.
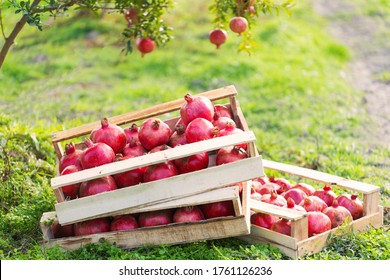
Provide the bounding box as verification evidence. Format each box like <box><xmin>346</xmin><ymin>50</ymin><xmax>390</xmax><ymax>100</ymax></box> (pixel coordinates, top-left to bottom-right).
<box><xmin>239</xmin><ymin>159</ymin><xmax>383</xmax><ymax>259</ymax></box>
<box><xmin>40</xmin><ymin>183</ymin><xmax>252</xmax><ymax>250</ymax></box>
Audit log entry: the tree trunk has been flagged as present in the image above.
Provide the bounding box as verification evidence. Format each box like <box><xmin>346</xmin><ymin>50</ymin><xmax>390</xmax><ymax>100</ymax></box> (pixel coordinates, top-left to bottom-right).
<box><xmin>0</xmin><ymin>0</ymin><xmax>41</xmax><ymax>70</ymax></box>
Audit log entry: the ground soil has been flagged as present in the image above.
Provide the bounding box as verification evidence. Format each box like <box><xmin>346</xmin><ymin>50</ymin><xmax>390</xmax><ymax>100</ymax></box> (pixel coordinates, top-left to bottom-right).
<box><xmin>311</xmin><ymin>0</ymin><xmax>390</xmax><ymax>148</ymax></box>
<box><xmin>310</xmin><ymin>0</ymin><xmax>390</xmax><ymax>225</ymax></box>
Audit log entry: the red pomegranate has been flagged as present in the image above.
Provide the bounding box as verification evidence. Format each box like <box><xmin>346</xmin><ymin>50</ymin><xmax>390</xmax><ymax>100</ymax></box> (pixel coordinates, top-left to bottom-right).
<box><xmin>124</xmin><ymin>8</ymin><xmax>138</xmax><ymax>25</ymax></box>
<box><xmin>213</xmin><ymin>116</ymin><xmax>235</xmax><ymax>130</ymax></box>
<box><xmin>229</xmin><ymin>16</ymin><xmax>248</xmax><ymax>35</ymax></box>
<box><xmin>313</xmin><ymin>185</ymin><xmax>338</xmax><ymax>206</ymax></box>
<box><xmin>270</xmin><ymin>218</ymin><xmax>291</xmax><ymax>235</ymax></box>
<box><xmin>201</xmin><ymin>201</ymin><xmax>235</xmax><ymax>219</ymax></box>
<box><xmin>299</xmin><ymin>196</ymin><xmax>328</xmax><ymax>212</ymax></box>
<box><xmin>110</xmin><ymin>215</ymin><xmax>138</xmax><ymax>231</ymax></box>
<box><xmin>218</xmin><ymin>120</ymin><xmax>247</xmax><ymax>150</ymax></box>
<box><xmin>260</xmin><ymin>190</ymin><xmax>287</xmax><ymax>207</ymax></box>
<box><xmin>60</xmin><ymin>165</ymin><xmax>82</xmax><ymax>199</ymax></box>
<box><xmin>322</xmin><ymin>200</ymin><xmax>353</xmax><ymax>228</ymax></box>
<box><xmin>269</xmin><ymin>176</ymin><xmax>292</xmax><ymax>194</ymax></box>
<box><xmin>307</xmin><ymin>211</ymin><xmax>331</xmax><ymax>237</ymax></box>
<box><xmin>214</xmin><ymin>104</ymin><xmax>233</xmax><ymax>119</ymax></box>
<box><xmin>138</xmin><ymin>210</ymin><xmax>173</xmax><ymax>227</ymax></box>
<box><xmin>257</xmin><ymin>182</ymin><xmax>282</xmax><ymax>195</ymax></box>
<box><xmin>51</xmin><ymin>222</ymin><xmax>74</xmax><ymax>238</ymax></box>
<box><xmin>173</xmin><ymin>206</ymin><xmax>205</xmax><ymax>223</ymax></box>
<box><xmin>136</xmin><ymin>37</ymin><xmax>155</xmax><ymax>57</ymax></box>
<box><xmin>174</xmin><ymin>152</ymin><xmax>209</xmax><ymax>174</ymax></box>
<box><xmin>254</xmin><ymin>176</ymin><xmax>270</xmax><ymax>185</ymax></box>
<box><xmin>138</xmin><ymin>118</ymin><xmax>172</xmax><ymax>150</ymax></box>
<box><xmin>336</xmin><ymin>194</ymin><xmax>364</xmax><ymax>220</ymax></box>
<box><xmin>143</xmin><ymin>161</ymin><xmax>179</xmax><ymax>183</ymax></box>
<box><xmin>79</xmin><ymin>138</ymin><xmax>115</xmax><ymax>169</ymax></box>
<box><xmin>185</xmin><ymin>118</ymin><xmax>219</xmax><ymax>143</ymax></box>
<box><xmin>79</xmin><ymin>176</ymin><xmax>117</xmax><ymax>197</ymax></box>
<box><xmin>250</xmin><ymin>212</ymin><xmax>279</xmax><ymax>229</ymax></box>
<box><xmin>286</xmin><ymin>197</ymin><xmax>306</xmax><ymax>212</ymax></box>
<box><xmin>180</xmin><ymin>93</ymin><xmax>215</xmax><ymax>125</ymax></box>
<box><xmin>122</xmin><ymin>137</ymin><xmax>148</xmax><ymax>157</ymax></box>
<box><xmin>74</xmin><ymin>217</ymin><xmax>111</xmax><ymax>236</ymax></box>
<box><xmin>215</xmin><ymin>145</ymin><xmax>247</xmax><ymax>165</ymax></box>
<box><xmin>209</xmin><ymin>29</ymin><xmax>227</xmax><ymax>49</ymax></box>
<box><xmin>292</xmin><ymin>182</ymin><xmax>316</xmax><ymax>196</ymax></box>
<box><xmin>59</xmin><ymin>142</ymin><xmax>83</xmax><ymax>173</ymax></box>
<box><xmin>112</xmin><ymin>154</ymin><xmax>144</xmax><ymax>188</ymax></box>
<box><xmin>168</xmin><ymin>124</ymin><xmax>187</xmax><ymax>147</ymax></box>
<box><xmin>123</xmin><ymin>123</ymin><xmax>140</xmax><ymax>144</ymax></box>
<box><xmin>282</xmin><ymin>188</ymin><xmax>308</xmax><ymax>205</ymax></box>
<box><xmin>90</xmin><ymin>118</ymin><xmax>127</xmax><ymax>154</ymax></box>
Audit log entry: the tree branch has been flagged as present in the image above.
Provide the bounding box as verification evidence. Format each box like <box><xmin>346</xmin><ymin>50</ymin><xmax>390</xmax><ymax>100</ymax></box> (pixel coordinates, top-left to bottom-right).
<box><xmin>0</xmin><ymin>0</ymin><xmax>41</xmax><ymax>70</ymax></box>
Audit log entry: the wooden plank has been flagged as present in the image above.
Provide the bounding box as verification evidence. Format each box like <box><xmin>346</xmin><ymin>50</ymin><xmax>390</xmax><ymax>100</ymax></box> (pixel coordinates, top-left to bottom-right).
<box><xmin>291</xmin><ymin>216</ymin><xmax>308</xmax><ymax>241</ymax></box>
<box><xmin>249</xmin><ymin>225</ymin><xmax>298</xmax><ymax>249</ymax></box>
<box><xmin>41</xmin><ymin>215</ymin><xmax>249</xmax><ymax>251</ymax></box>
<box><xmin>51</xmin><ymin>131</ymin><xmax>257</xmax><ymax>189</ymax></box>
<box><xmin>363</xmin><ymin>191</ymin><xmax>380</xmax><ymax>216</ymax></box>
<box><xmin>250</xmin><ymin>199</ymin><xmax>308</xmax><ymax>221</ymax></box>
<box><xmin>52</xmin><ymin>85</ymin><xmax>238</xmax><ymax>143</ymax></box>
<box><xmin>55</xmin><ymin>156</ymin><xmax>264</xmax><ymax>225</ymax></box>
<box><xmin>262</xmin><ymin>159</ymin><xmax>380</xmax><ymax>194</ymax></box>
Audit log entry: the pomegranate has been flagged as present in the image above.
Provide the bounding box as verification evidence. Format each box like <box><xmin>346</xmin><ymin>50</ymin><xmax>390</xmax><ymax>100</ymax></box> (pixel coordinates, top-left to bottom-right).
<box><xmin>299</xmin><ymin>196</ymin><xmax>328</xmax><ymax>212</ymax></box>
<box><xmin>292</xmin><ymin>182</ymin><xmax>316</xmax><ymax>196</ymax></box>
<box><xmin>323</xmin><ymin>200</ymin><xmax>353</xmax><ymax>228</ymax></box>
<box><xmin>74</xmin><ymin>217</ymin><xmax>111</xmax><ymax>236</ymax></box>
<box><xmin>79</xmin><ymin>138</ymin><xmax>115</xmax><ymax>169</ymax></box>
<box><xmin>138</xmin><ymin>210</ymin><xmax>173</xmax><ymax>227</ymax></box>
<box><xmin>122</xmin><ymin>137</ymin><xmax>148</xmax><ymax>157</ymax></box>
<box><xmin>59</xmin><ymin>142</ymin><xmax>83</xmax><ymax>173</ymax></box>
<box><xmin>201</xmin><ymin>201</ymin><xmax>235</xmax><ymax>219</ymax></box>
<box><xmin>51</xmin><ymin>222</ymin><xmax>74</xmax><ymax>238</ymax></box>
<box><xmin>90</xmin><ymin>118</ymin><xmax>127</xmax><ymax>154</ymax></box>
<box><xmin>124</xmin><ymin>123</ymin><xmax>140</xmax><ymax>144</ymax></box>
<box><xmin>215</xmin><ymin>145</ymin><xmax>247</xmax><ymax>165</ymax></box>
<box><xmin>138</xmin><ymin>118</ymin><xmax>172</xmax><ymax>150</ymax></box>
<box><xmin>180</xmin><ymin>93</ymin><xmax>215</xmax><ymax>125</ymax></box>
<box><xmin>79</xmin><ymin>176</ymin><xmax>117</xmax><ymax>197</ymax></box>
<box><xmin>260</xmin><ymin>190</ymin><xmax>287</xmax><ymax>207</ymax></box>
<box><xmin>110</xmin><ymin>214</ymin><xmax>138</xmax><ymax>231</ymax></box>
<box><xmin>250</xmin><ymin>180</ymin><xmax>263</xmax><ymax>193</ymax></box>
<box><xmin>336</xmin><ymin>194</ymin><xmax>364</xmax><ymax>220</ymax></box>
<box><xmin>168</xmin><ymin>124</ymin><xmax>187</xmax><ymax>147</ymax></box>
<box><xmin>214</xmin><ymin>104</ymin><xmax>233</xmax><ymax>119</ymax></box>
<box><xmin>313</xmin><ymin>185</ymin><xmax>337</xmax><ymax>206</ymax></box>
<box><xmin>270</xmin><ymin>218</ymin><xmax>291</xmax><ymax>235</ymax></box>
<box><xmin>307</xmin><ymin>211</ymin><xmax>331</xmax><ymax>237</ymax></box>
<box><xmin>257</xmin><ymin>182</ymin><xmax>281</xmax><ymax>195</ymax></box>
<box><xmin>185</xmin><ymin>118</ymin><xmax>219</xmax><ymax>143</ymax></box>
<box><xmin>254</xmin><ymin>176</ymin><xmax>270</xmax><ymax>185</ymax></box>
<box><xmin>286</xmin><ymin>197</ymin><xmax>306</xmax><ymax>212</ymax></box>
<box><xmin>174</xmin><ymin>152</ymin><xmax>209</xmax><ymax>174</ymax></box>
<box><xmin>112</xmin><ymin>154</ymin><xmax>144</xmax><ymax>188</ymax></box>
<box><xmin>143</xmin><ymin>161</ymin><xmax>179</xmax><ymax>183</ymax></box>
<box><xmin>209</xmin><ymin>29</ymin><xmax>227</xmax><ymax>49</ymax></box>
<box><xmin>136</xmin><ymin>37</ymin><xmax>155</xmax><ymax>57</ymax></box>
<box><xmin>213</xmin><ymin>116</ymin><xmax>235</xmax><ymax>130</ymax></box>
<box><xmin>229</xmin><ymin>16</ymin><xmax>248</xmax><ymax>35</ymax></box>
<box><xmin>250</xmin><ymin>191</ymin><xmax>262</xmax><ymax>201</ymax></box>
<box><xmin>60</xmin><ymin>165</ymin><xmax>82</xmax><ymax>200</ymax></box>
<box><xmin>282</xmin><ymin>188</ymin><xmax>307</xmax><ymax>205</ymax></box>
<box><xmin>269</xmin><ymin>176</ymin><xmax>292</xmax><ymax>194</ymax></box>
<box><xmin>250</xmin><ymin>212</ymin><xmax>279</xmax><ymax>229</ymax></box>
<box><xmin>124</xmin><ymin>8</ymin><xmax>138</xmax><ymax>25</ymax></box>
<box><xmin>173</xmin><ymin>206</ymin><xmax>205</xmax><ymax>223</ymax></box>
<box><xmin>218</xmin><ymin>120</ymin><xmax>247</xmax><ymax>150</ymax></box>
<box><xmin>149</xmin><ymin>144</ymin><xmax>172</xmax><ymax>153</ymax></box>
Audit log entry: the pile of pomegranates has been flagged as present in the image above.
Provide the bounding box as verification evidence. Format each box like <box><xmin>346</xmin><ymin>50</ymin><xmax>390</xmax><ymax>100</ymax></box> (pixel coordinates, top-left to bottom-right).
<box><xmin>250</xmin><ymin>176</ymin><xmax>364</xmax><ymax>237</ymax></box>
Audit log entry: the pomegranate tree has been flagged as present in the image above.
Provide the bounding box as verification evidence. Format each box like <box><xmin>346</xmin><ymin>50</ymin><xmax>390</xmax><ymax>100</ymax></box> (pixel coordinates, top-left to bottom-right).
<box><xmin>138</xmin><ymin>118</ymin><xmax>172</xmax><ymax>150</ymax></box>
<box><xmin>79</xmin><ymin>138</ymin><xmax>115</xmax><ymax>169</ymax></box>
<box><xmin>209</xmin><ymin>29</ymin><xmax>228</xmax><ymax>49</ymax></box>
<box><xmin>90</xmin><ymin>118</ymin><xmax>127</xmax><ymax>154</ymax></box>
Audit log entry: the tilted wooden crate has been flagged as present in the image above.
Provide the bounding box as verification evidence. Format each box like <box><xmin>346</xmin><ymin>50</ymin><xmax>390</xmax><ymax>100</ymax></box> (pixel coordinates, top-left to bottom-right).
<box><xmin>239</xmin><ymin>160</ymin><xmax>383</xmax><ymax>259</ymax></box>
<box><xmin>40</xmin><ymin>85</ymin><xmax>264</xmax><ymax>249</ymax></box>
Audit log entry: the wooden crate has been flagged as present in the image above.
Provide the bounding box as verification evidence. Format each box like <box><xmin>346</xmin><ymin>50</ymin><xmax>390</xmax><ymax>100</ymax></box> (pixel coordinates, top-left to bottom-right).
<box><xmin>239</xmin><ymin>160</ymin><xmax>383</xmax><ymax>259</ymax></box>
<box><xmin>40</xmin><ymin>85</ymin><xmax>263</xmax><ymax>249</ymax></box>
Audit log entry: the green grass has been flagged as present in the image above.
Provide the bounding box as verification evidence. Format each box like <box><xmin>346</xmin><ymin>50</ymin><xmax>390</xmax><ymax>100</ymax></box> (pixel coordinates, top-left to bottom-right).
<box><xmin>0</xmin><ymin>0</ymin><xmax>389</xmax><ymax>260</ymax></box>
